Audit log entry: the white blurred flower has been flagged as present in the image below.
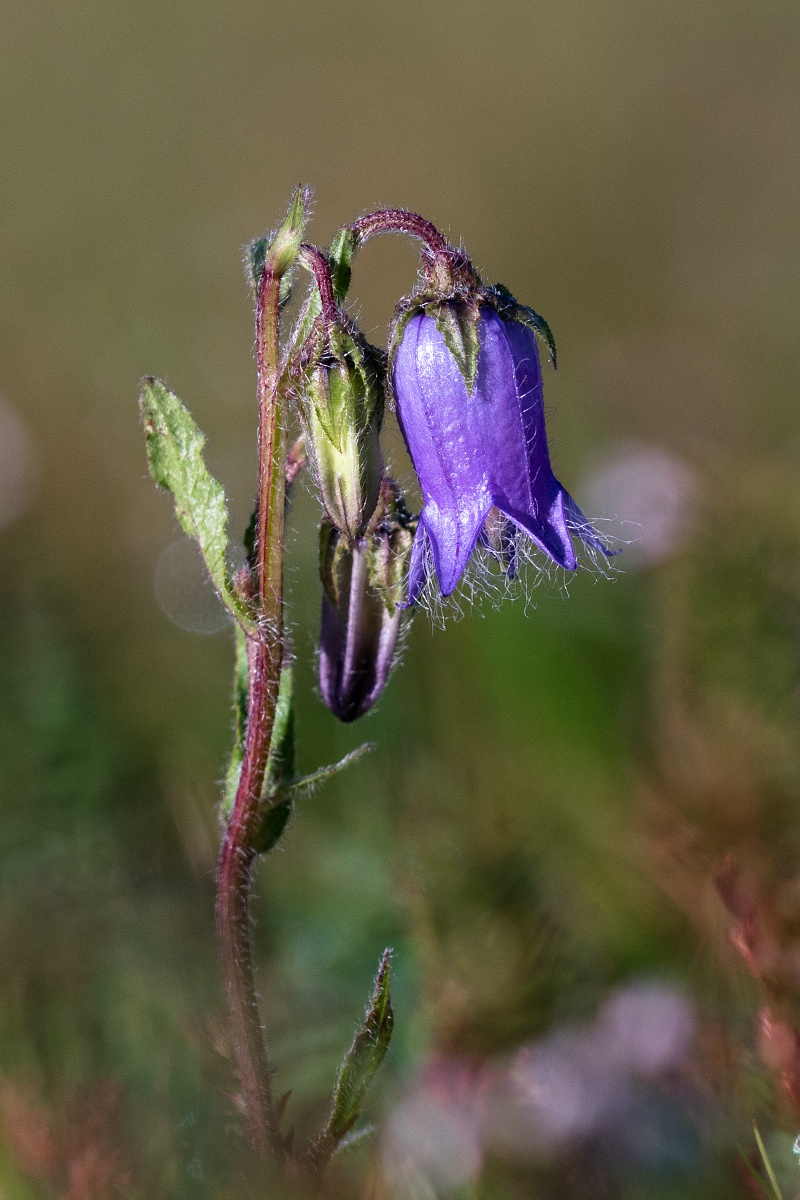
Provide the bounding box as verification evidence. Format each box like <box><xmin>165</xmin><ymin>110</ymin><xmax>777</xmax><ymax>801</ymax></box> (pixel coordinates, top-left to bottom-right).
<box><xmin>510</xmin><ymin>1027</ymin><xmax>624</xmax><ymax>1146</ymax></box>
<box><xmin>597</xmin><ymin>979</ymin><xmax>695</xmax><ymax>1076</ymax></box>
<box><xmin>382</xmin><ymin>1060</ymin><xmax>486</xmax><ymax>1196</ymax></box>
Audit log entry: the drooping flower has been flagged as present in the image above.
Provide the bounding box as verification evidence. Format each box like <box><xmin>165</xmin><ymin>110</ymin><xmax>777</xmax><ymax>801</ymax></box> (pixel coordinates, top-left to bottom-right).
<box><xmin>391</xmin><ymin>306</ymin><xmax>613</xmax><ymax>605</ymax></box>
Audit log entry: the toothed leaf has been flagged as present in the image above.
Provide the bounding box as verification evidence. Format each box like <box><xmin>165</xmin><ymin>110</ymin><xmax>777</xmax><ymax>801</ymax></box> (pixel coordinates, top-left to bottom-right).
<box><xmin>139</xmin><ymin>377</ymin><xmax>254</xmax><ymax>632</ymax></box>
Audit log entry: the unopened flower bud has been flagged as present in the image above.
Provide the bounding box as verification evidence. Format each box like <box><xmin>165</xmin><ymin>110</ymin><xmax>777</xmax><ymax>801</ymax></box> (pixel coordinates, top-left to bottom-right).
<box><xmin>298</xmin><ymin>321</ymin><xmax>385</xmax><ymax>542</ymax></box>
<box><xmin>318</xmin><ymin>480</ymin><xmax>415</xmax><ymax>722</ymax></box>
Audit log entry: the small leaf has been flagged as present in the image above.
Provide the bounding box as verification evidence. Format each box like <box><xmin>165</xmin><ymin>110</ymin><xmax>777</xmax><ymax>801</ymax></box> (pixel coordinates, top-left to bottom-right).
<box><xmin>286</xmin><ymin>742</ymin><xmax>373</xmax><ymax>797</ymax></box>
<box><xmin>429</xmin><ymin>299</ymin><xmax>481</xmax><ymax>393</ymax></box>
<box><xmin>221</xmin><ymin>621</ymin><xmax>249</xmax><ymax>823</ymax></box>
<box><xmin>308</xmin><ymin>950</ymin><xmax>394</xmax><ymax>1171</ymax></box>
<box><xmin>139</xmin><ymin>378</ymin><xmax>254</xmax><ymax>632</ymax></box>
<box><xmin>254</xmin><ymin>742</ymin><xmax>373</xmax><ymax>855</ymax></box>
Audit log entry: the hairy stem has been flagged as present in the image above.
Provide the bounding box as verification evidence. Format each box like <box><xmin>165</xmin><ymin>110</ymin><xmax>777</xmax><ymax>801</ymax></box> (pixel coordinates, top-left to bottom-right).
<box><xmin>351</xmin><ymin>209</ymin><xmax>451</xmax><ymax>258</ymax></box>
<box><xmin>216</xmin><ymin>261</ymin><xmax>287</xmax><ymax>1158</ymax></box>
<box><xmin>298</xmin><ymin>243</ymin><xmax>338</xmax><ymax>325</ymax></box>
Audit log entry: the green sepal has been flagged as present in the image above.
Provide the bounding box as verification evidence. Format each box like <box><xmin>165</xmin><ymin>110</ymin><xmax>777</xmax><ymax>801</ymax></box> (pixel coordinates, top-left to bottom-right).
<box><xmin>428</xmin><ymin>299</ymin><xmax>481</xmax><ymax>393</ymax></box>
<box><xmin>245</xmin><ymin>185</ymin><xmax>312</xmax><ymax>297</ymax></box>
<box><xmin>329</xmin><ymin>227</ymin><xmax>355</xmax><ymax>303</ymax></box>
<box><xmin>139</xmin><ymin>378</ymin><xmax>255</xmax><ymax>633</ymax></box>
<box><xmin>490</xmin><ymin>283</ymin><xmax>558</xmax><ymax>369</ymax></box>
<box><xmin>221</xmin><ymin>621</ymin><xmax>250</xmax><ymax>823</ymax></box>
<box><xmin>308</xmin><ymin>950</ymin><xmax>394</xmax><ymax>1170</ymax></box>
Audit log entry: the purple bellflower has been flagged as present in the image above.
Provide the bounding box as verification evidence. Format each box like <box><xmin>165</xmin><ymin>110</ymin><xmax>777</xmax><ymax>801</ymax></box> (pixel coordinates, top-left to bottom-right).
<box><xmin>392</xmin><ymin>307</ymin><xmax>613</xmax><ymax>606</ymax></box>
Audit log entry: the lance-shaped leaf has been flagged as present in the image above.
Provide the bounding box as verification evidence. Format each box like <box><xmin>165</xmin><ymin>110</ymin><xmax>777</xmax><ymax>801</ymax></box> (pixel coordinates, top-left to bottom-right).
<box><xmin>307</xmin><ymin>950</ymin><xmax>394</xmax><ymax>1172</ymax></box>
<box><xmin>139</xmin><ymin>378</ymin><xmax>255</xmax><ymax>632</ymax></box>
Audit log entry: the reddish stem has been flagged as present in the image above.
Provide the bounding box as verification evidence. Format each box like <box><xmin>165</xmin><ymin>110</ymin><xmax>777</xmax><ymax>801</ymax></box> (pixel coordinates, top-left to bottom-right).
<box><xmin>351</xmin><ymin>209</ymin><xmax>452</xmax><ymax>258</ymax></box>
<box><xmin>215</xmin><ymin>261</ymin><xmax>287</xmax><ymax>1159</ymax></box>
<box><xmin>299</xmin><ymin>244</ymin><xmax>338</xmax><ymax>325</ymax></box>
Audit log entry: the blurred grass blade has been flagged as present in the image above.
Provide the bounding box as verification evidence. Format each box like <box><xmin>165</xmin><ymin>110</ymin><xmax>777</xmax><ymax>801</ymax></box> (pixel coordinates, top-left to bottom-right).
<box><xmin>754</xmin><ymin>1125</ymin><xmax>784</xmax><ymax>1200</ymax></box>
<box><xmin>139</xmin><ymin>377</ymin><xmax>254</xmax><ymax>633</ymax></box>
<box><xmin>308</xmin><ymin>949</ymin><xmax>393</xmax><ymax>1171</ymax></box>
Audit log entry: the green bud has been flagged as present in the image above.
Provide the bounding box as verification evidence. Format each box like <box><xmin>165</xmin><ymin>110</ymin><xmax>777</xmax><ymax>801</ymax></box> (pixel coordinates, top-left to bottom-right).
<box><xmin>246</xmin><ymin>185</ymin><xmax>312</xmax><ymax>295</ymax></box>
<box><xmin>298</xmin><ymin>322</ymin><xmax>385</xmax><ymax>542</ymax></box>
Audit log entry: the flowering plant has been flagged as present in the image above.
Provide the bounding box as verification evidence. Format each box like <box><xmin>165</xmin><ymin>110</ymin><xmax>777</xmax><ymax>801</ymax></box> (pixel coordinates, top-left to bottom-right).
<box><xmin>139</xmin><ymin>189</ymin><xmax>611</xmax><ymax>1183</ymax></box>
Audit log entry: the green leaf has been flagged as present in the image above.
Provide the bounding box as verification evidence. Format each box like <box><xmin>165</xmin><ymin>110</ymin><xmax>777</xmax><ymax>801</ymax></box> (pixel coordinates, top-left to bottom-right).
<box><xmin>286</xmin><ymin>742</ymin><xmax>373</xmax><ymax>797</ymax></box>
<box><xmin>308</xmin><ymin>950</ymin><xmax>394</xmax><ymax>1171</ymax></box>
<box><xmin>139</xmin><ymin>378</ymin><xmax>254</xmax><ymax>632</ymax></box>
<box><xmin>245</xmin><ymin>185</ymin><xmax>312</xmax><ymax>296</ymax></box>
<box><xmin>429</xmin><ymin>299</ymin><xmax>481</xmax><ymax>392</ymax></box>
<box><xmin>264</xmin><ymin>665</ymin><xmax>296</xmax><ymax>798</ymax></box>
<box><xmin>221</xmin><ymin>621</ymin><xmax>249</xmax><ymax>823</ymax></box>
<box><xmin>254</xmin><ymin>794</ymin><xmax>293</xmax><ymax>855</ymax></box>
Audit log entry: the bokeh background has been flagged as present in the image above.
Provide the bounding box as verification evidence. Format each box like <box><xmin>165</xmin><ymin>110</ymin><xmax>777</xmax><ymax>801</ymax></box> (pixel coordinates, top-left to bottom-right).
<box><xmin>2</xmin><ymin>1</ymin><xmax>800</xmax><ymax>1196</ymax></box>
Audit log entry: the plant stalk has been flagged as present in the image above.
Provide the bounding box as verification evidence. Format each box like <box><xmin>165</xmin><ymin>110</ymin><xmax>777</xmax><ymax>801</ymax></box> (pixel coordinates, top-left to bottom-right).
<box><xmin>215</xmin><ymin>261</ymin><xmax>287</xmax><ymax>1158</ymax></box>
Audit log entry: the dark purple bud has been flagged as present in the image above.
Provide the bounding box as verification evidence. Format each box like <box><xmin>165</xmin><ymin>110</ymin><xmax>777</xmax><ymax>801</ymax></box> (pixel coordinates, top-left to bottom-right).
<box><xmin>391</xmin><ymin>306</ymin><xmax>614</xmax><ymax>605</ymax></box>
<box><xmin>318</xmin><ymin>481</ymin><xmax>414</xmax><ymax>722</ymax></box>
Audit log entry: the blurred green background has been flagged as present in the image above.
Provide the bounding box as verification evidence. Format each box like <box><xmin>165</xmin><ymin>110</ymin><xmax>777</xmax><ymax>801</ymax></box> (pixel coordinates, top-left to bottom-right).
<box><xmin>2</xmin><ymin>1</ymin><xmax>800</xmax><ymax>1196</ymax></box>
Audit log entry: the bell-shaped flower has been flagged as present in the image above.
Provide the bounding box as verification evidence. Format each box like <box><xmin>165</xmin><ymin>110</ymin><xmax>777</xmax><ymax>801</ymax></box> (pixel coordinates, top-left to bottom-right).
<box><xmin>391</xmin><ymin>307</ymin><xmax>613</xmax><ymax>605</ymax></box>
